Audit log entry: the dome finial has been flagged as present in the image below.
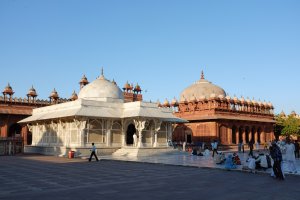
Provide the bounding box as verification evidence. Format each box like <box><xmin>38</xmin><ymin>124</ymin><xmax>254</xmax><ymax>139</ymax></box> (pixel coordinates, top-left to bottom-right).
<box><xmin>201</xmin><ymin>70</ymin><xmax>205</xmax><ymax>80</ymax></box>
<box><xmin>99</xmin><ymin>67</ymin><xmax>105</xmax><ymax>80</ymax></box>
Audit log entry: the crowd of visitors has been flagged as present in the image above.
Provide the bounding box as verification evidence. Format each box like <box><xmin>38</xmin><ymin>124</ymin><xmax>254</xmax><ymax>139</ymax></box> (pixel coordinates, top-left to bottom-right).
<box><xmin>179</xmin><ymin>137</ymin><xmax>299</xmax><ymax>181</ymax></box>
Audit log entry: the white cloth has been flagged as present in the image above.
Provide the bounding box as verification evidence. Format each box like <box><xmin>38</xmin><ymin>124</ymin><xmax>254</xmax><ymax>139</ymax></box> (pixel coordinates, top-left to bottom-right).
<box><xmin>256</xmin><ymin>155</ymin><xmax>268</xmax><ymax>168</ymax></box>
<box><xmin>203</xmin><ymin>149</ymin><xmax>210</xmax><ymax>157</ymax></box>
<box><xmin>285</xmin><ymin>143</ymin><xmax>297</xmax><ymax>172</ymax></box>
<box><xmin>248</xmin><ymin>158</ymin><xmax>256</xmax><ymax>170</ymax></box>
<box><xmin>285</xmin><ymin>143</ymin><xmax>296</xmax><ymax>162</ymax></box>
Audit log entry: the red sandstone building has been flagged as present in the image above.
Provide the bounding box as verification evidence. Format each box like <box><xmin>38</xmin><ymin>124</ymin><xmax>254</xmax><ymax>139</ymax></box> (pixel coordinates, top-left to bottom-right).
<box><xmin>170</xmin><ymin>71</ymin><xmax>275</xmax><ymax>146</ymax></box>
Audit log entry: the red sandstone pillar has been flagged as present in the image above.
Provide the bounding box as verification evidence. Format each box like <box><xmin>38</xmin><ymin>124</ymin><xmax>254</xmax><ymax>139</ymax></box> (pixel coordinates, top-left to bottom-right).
<box><xmin>235</xmin><ymin>129</ymin><xmax>239</xmax><ymax>144</ymax></box>
<box><xmin>22</xmin><ymin>125</ymin><xmax>28</xmax><ymax>145</ymax></box>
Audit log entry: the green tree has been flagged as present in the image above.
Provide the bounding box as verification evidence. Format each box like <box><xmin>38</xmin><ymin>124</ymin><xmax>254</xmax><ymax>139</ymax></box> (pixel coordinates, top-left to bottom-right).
<box><xmin>274</xmin><ymin>114</ymin><xmax>285</xmax><ymax>140</ymax></box>
<box><xmin>281</xmin><ymin>115</ymin><xmax>300</xmax><ymax>137</ymax></box>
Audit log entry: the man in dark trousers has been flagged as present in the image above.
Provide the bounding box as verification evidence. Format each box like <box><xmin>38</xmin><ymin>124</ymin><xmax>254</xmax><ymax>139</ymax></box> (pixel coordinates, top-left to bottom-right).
<box><xmin>89</xmin><ymin>143</ymin><xmax>99</xmax><ymax>162</ymax></box>
<box><xmin>270</xmin><ymin>141</ymin><xmax>284</xmax><ymax>180</ymax></box>
<box><xmin>248</xmin><ymin>140</ymin><xmax>254</xmax><ymax>157</ymax></box>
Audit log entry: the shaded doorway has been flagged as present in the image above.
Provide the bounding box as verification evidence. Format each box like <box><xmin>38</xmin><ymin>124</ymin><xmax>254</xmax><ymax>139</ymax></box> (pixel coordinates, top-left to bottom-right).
<box><xmin>27</xmin><ymin>132</ymin><xmax>32</xmax><ymax>145</ymax></box>
<box><xmin>232</xmin><ymin>126</ymin><xmax>237</xmax><ymax>144</ymax></box>
<box><xmin>8</xmin><ymin>123</ymin><xmax>22</xmax><ymax>138</ymax></box>
<box><xmin>126</xmin><ymin>124</ymin><xmax>136</xmax><ymax>145</ymax></box>
<box><xmin>186</xmin><ymin>134</ymin><xmax>192</xmax><ymax>144</ymax></box>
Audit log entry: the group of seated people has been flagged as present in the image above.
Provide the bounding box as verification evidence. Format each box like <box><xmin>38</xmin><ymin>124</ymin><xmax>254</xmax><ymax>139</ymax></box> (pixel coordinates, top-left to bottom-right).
<box><xmin>247</xmin><ymin>152</ymin><xmax>272</xmax><ymax>171</ymax></box>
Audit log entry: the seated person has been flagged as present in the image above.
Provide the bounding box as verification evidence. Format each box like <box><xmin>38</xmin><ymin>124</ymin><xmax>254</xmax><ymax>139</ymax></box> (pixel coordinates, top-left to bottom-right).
<box><xmin>224</xmin><ymin>154</ymin><xmax>237</xmax><ymax>169</ymax></box>
<box><xmin>255</xmin><ymin>153</ymin><xmax>269</xmax><ymax>170</ymax></box>
<box><xmin>215</xmin><ymin>152</ymin><xmax>226</xmax><ymax>164</ymax></box>
<box><xmin>232</xmin><ymin>153</ymin><xmax>241</xmax><ymax>165</ymax></box>
<box><xmin>191</xmin><ymin>147</ymin><xmax>198</xmax><ymax>156</ymax></box>
<box><xmin>203</xmin><ymin>147</ymin><xmax>210</xmax><ymax>157</ymax></box>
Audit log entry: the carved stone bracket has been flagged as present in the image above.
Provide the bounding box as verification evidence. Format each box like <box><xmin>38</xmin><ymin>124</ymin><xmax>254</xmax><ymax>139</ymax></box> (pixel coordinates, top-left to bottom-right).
<box><xmin>134</xmin><ymin>119</ymin><xmax>146</xmax><ymax>148</ymax></box>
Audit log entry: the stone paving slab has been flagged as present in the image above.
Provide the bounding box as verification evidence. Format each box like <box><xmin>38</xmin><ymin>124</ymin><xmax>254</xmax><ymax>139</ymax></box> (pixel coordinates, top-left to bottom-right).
<box><xmin>0</xmin><ymin>153</ymin><xmax>300</xmax><ymax>200</ymax></box>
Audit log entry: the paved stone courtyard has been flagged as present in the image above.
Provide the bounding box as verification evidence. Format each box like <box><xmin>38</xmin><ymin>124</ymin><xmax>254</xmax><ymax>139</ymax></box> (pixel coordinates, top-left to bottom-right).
<box><xmin>1</xmin><ymin>153</ymin><xmax>300</xmax><ymax>200</ymax></box>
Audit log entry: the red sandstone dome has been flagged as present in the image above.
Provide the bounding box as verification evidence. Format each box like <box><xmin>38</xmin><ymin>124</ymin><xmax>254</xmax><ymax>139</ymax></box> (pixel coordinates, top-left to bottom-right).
<box><xmin>180</xmin><ymin>71</ymin><xmax>226</xmax><ymax>102</ymax></box>
<box><xmin>3</xmin><ymin>83</ymin><xmax>14</xmax><ymax>95</ymax></box>
<box><xmin>27</xmin><ymin>85</ymin><xmax>38</xmax><ymax>98</ymax></box>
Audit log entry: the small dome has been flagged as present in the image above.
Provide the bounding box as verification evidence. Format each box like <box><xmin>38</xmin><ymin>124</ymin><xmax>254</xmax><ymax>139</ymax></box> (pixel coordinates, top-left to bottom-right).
<box><xmin>3</xmin><ymin>83</ymin><xmax>14</xmax><ymax>95</ymax></box>
<box><xmin>79</xmin><ymin>75</ymin><xmax>89</xmax><ymax>85</ymax></box>
<box><xmin>69</xmin><ymin>90</ymin><xmax>78</xmax><ymax>101</ymax></box>
<box><xmin>123</xmin><ymin>81</ymin><xmax>131</xmax><ymax>91</ymax></box>
<box><xmin>171</xmin><ymin>97</ymin><xmax>179</xmax><ymax>107</ymax></box>
<box><xmin>49</xmin><ymin>88</ymin><xmax>59</xmax><ymax>99</ymax></box>
<box><xmin>133</xmin><ymin>83</ymin><xmax>142</xmax><ymax>93</ymax></box>
<box><xmin>163</xmin><ymin>98</ymin><xmax>170</xmax><ymax>107</ymax></box>
<box><xmin>78</xmin><ymin>71</ymin><xmax>124</xmax><ymax>102</ymax></box>
<box><xmin>27</xmin><ymin>85</ymin><xmax>38</xmax><ymax>97</ymax></box>
<box><xmin>180</xmin><ymin>71</ymin><xmax>226</xmax><ymax>102</ymax></box>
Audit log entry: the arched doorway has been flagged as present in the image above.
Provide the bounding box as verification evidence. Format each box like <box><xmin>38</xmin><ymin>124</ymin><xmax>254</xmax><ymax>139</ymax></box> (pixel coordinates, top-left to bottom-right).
<box><xmin>126</xmin><ymin>124</ymin><xmax>136</xmax><ymax>145</ymax></box>
<box><xmin>8</xmin><ymin>123</ymin><xmax>22</xmax><ymax>138</ymax></box>
<box><xmin>27</xmin><ymin>131</ymin><xmax>32</xmax><ymax>145</ymax></box>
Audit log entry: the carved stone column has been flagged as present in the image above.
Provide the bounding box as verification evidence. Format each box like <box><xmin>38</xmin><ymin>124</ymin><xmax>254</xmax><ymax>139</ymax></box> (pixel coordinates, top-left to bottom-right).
<box><xmin>134</xmin><ymin>119</ymin><xmax>146</xmax><ymax>148</ymax></box>
<box><xmin>260</xmin><ymin>131</ymin><xmax>266</xmax><ymax>144</ymax></box>
<box><xmin>235</xmin><ymin>128</ymin><xmax>239</xmax><ymax>144</ymax></box>
<box><xmin>242</xmin><ymin>128</ymin><xmax>246</xmax><ymax>143</ymax></box>
<box><xmin>106</xmin><ymin>120</ymin><xmax>113</xmax><ymax>147</ymax></box>
<box><xmin>153</xmin><ymin>119</ymin><xmax>162</xmax><ymax>147</ymax></box>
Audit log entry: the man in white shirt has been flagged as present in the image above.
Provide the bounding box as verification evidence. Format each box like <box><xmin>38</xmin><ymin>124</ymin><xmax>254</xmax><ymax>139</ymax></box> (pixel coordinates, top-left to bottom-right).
<box><xmin>89</xmin><ymin>143</ymin><xmax>99</xmax><ymax>162</ymax></box>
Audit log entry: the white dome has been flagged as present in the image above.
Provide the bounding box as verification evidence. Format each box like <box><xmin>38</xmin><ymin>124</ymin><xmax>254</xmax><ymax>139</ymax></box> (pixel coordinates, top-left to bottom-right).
<box><xmin>78</xmin><ymin>75</ymin><xmax>124</xmax><ymax>102</ymax></box>
<box><xmin>180</xmin><ymin>72</ymin><xmax>226</xmax><ymax>102</ymax></box>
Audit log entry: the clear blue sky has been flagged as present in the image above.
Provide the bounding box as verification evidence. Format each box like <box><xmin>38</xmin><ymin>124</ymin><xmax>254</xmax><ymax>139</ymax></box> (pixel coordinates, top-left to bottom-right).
<box><xmin>0</xmin><ymin>0</ymin><xmax>299</xmax><ymax>115</ymax></box>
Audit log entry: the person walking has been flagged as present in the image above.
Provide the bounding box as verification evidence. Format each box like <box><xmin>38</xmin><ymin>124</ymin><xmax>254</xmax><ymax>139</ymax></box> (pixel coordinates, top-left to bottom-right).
<box><xmin>248</xmin><ymin>140</ymin><xmax>254</xmax><ymax>157</ymax></box>
<box><xmin>89</xmin><ymin>143</ymin><xmax>99</xmax><ymax>162</ymax></box>
<box><xmin>270</xmin><ymin>141</ymin><xmax>284</xmax><ymax>180</ymax></box>
<box><xmin>212</xmin><ymin>140</ymin><xmax>218</xmax><ymax>157</ymax></box>
<box><xmin>285</xmin><ymin>138</ymin><xmax>297</xmax><ymax>173</ymax></box>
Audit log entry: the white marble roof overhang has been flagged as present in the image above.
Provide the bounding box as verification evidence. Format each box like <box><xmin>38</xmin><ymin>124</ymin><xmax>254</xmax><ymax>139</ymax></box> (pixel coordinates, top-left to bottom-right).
<box><xmin>19</xmin><ymin>99</ymin><xmax>187</xmax><ymax>123</ymax></box>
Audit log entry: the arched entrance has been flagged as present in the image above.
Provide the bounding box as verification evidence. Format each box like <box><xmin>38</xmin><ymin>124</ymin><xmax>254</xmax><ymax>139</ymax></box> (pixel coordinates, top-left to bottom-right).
<box><xmin>27</xmin><ymin>131</ymin><xmax>32</xmax><ymax>145</ymax></box>
<box><xmin>126</xmin><ymin>124</ymin><xmax>136</xmax><ymax>145</ymax></box>
<box><xmin>8</xmin><ymin>123</ymin><xmax>22</xmax><ymax>138</ymax></box>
